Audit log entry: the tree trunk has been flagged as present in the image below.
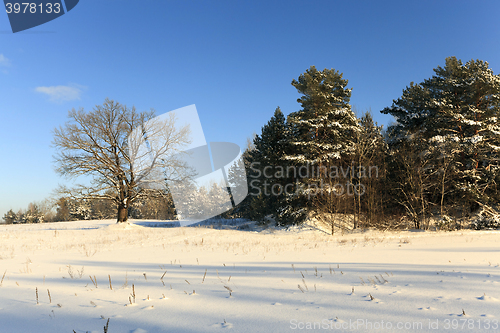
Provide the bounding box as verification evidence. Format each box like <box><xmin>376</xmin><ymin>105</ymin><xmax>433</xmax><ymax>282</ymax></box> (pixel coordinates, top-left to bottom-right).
<box><xmin>117</xmin><ymin>204</ymin><xmax>128</xmax><ymax>222</ymax></box>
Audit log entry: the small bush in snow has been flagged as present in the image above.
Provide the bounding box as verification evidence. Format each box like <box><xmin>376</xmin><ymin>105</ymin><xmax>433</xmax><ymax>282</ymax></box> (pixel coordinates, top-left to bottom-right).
<box><xmin>471</xmin><ymin>213</ymin><xmax>500</xmax><ymax>230</ymax></box>
<box><xmin>436</xmin><ymin>215</ymin><xmax>457</xmax><ymax>231</ymax></box>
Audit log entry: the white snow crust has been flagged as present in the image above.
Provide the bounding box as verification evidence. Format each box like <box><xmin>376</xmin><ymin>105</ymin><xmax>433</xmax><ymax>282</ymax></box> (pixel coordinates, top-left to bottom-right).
<box><xmin>0</xmin><ymin>219</ymin><xmax>498</xmax><ymax>332</ymax></box>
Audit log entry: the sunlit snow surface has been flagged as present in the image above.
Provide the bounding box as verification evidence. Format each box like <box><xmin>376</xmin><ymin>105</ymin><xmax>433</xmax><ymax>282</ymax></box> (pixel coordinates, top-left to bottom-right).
<box><xmin>0</xmin><ymin>219</ymin><xmax>498</xmax><ymax>332</ymax></box>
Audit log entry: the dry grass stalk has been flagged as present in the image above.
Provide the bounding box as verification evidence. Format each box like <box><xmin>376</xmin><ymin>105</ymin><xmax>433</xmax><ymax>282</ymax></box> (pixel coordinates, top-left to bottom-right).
<box><xmin>104</xmin><ymin>318</ymin><xmax>110</xmax><ymax>333</ymax></box>
<box><xmin>0</xmin><ymin>270</ymin><xmax>6</xmax><ymax>286</ymax></box>
<box><xmin>89</xmin><ymin>275</ymin><xmax>97</xmax><ymax>288</ymax></box>
<box><xmin>131</xmin><ymin>284</ymin><xmax>136</xmax><ymax>303</ymax></box>
<box><xmin>302</xmin><ymin>278</ymin><xmax>308</xmax><ymax>291</ymax></box>
<box><xmin>224</xmin><ymin>285</ymin><xmax>232</xmax><ymax>297</ymax></box>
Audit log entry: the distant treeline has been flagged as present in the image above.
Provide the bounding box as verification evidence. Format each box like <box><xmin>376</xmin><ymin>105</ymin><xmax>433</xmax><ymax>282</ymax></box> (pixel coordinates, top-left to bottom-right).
<box><xmin>3</xmin><ymin>57</ymin><xmax>500</xmax><ymax>231</ymax></box>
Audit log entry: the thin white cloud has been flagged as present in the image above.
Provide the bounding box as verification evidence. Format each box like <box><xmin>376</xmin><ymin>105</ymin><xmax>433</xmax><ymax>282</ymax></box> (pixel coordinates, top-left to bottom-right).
<box><xmin>35</xmin><ymin>84</ymin><xmax>85</xmax><ymax>103</ymax></box>
<box><xmin>0</xmin><ymin>54</ymin><xmax>11</xmax><ymax>68</ymax></box>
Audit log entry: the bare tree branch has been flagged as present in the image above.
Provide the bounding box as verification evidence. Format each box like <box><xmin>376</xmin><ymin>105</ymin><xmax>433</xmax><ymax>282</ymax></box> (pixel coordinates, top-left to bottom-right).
<box><xmin>52</xmin><ymin>99</ymin><xmax>191</xmax><ymax>222</ymax></box>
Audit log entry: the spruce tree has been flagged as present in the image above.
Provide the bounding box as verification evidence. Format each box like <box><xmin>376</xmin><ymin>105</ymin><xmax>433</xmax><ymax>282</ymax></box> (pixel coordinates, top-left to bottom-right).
<box><xmin>246</xmin><ymin>107</ymin><xmax>292</xmax><ymax>222</ymax></box>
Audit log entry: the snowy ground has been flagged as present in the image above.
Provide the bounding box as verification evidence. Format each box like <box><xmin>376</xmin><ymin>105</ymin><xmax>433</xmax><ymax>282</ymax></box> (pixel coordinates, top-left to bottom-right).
<box><xmin>0</xmin><ymin>219</ymin><xmax>499</xmax><ymax>333</ymax></box>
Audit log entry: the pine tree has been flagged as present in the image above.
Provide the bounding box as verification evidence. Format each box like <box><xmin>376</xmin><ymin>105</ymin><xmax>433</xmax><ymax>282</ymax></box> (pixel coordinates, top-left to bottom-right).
<box><xmin>285</xmin><ymin>66</ymin><xmax>360</xmax><ymax>225</ymax></box>
<box><xmin>208</xmin><ymin>182</ymin><xmax>230</xmax><ymax>217</ymax></box>
<box><xmin>287</xmin><ymin>66</ymin><xmax>359</xmax><ymax>164</ymax></box>
<box><xmin>55</xmin><ymin>198</ymin><xmax>71</xmax><ymax>221</ymax></box>
<box><xmin>68</xmin><ymin>199</ymin><xmax>92</xmax><ymax>221</ymax></box>
<box><xmin>2</xmin><ymin>209</ymin><xmax>17</xmax><ymax>224</ymax></box>
<box><xmin>169</xmin><ymin>179</ymin><xmax>197</xmax><ymax>220</ymax></box>
<box><xmin>195</xmin><ymin>185</ymin><xmax>210</xmax><ymax>218</ymax></box>
<box><xmin>382</xmin><ymin>57</ymin><xmax>500</xmax><ymax>219</ymax></box>
<box><xmin>226</xmin><ymin>146</ymin><xmax>254</xmax><ymax>218</ymax></box>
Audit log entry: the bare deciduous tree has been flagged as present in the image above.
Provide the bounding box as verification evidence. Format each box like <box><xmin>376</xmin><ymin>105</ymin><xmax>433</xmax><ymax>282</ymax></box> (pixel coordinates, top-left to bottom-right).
<box><xmin>53</xmin><ymin>99</ymin><xmax>191</xmax><ymax>222</ymax></box>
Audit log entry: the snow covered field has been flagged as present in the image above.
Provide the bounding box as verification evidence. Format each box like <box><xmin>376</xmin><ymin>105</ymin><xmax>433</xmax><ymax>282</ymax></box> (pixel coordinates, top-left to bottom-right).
<box><xmin>0</xmin><ymin>219</ymin><xmax>499</xmax><ymax>333</ymax></box>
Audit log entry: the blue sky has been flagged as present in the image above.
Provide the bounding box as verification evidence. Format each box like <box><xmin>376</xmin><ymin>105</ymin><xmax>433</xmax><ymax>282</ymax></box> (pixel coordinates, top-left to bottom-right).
<box><xmin>1</xmin><ymin>0</ymin><xmax>499</xmax><ymax>216</ymax></box>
